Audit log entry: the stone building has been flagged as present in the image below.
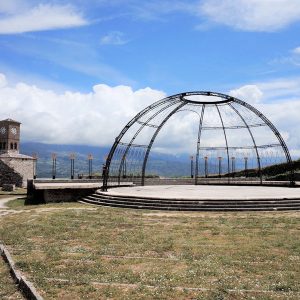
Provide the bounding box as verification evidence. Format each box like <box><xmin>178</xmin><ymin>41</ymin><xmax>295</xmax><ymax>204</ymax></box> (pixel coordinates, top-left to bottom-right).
<box><xmin>0</xmin><ymin>119</ymin><xmax>34</xmax><ymax>187</ymax></box>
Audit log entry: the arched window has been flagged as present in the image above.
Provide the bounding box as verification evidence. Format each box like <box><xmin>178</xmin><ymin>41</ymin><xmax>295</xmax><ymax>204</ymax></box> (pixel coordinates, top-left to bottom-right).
<box><xmin>0</xmin><ymin>143</ymin><xmax>2</xmax><ymax>150</ymax></box>
<box><xmin>10</xmin><ymin>143</ymin><xmax>13</xmax><ymax>150</ymax></box>
<box><xmin>3</xmin><ymin>142</ymin><xmax>6</xmax><ymax>150</ymax></box>
<box><xmin>14</xmin><ymin>143</ymin><xmax>18</xmax><ymax>150</ymax></box>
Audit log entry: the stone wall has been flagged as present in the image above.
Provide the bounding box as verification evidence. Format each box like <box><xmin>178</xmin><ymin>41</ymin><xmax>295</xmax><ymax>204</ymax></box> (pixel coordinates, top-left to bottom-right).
<box><xmin>0</xmin><ymin>157</ymin><xmax>34</xmax><ymax>187</ymax></box>
<box><xmin>0</xmin><ymin>160</ymin><xmax>23</xmax><ymax>187</ymax></box>
<box><xmin>27</xmin><ymin>180</ymin><xmax>98</xmax><ymax>203</ymax></box>
<box><xmin>43</xmin><ymin>188</ymin><xmax>97</xmax><ymax>203</ymax></box>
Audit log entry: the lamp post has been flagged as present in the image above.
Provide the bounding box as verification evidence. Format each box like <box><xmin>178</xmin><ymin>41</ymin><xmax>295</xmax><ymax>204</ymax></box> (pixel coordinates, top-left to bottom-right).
<box><xmin>122</xmin><ymin>157</ymin><xmax>127</xmax><ymax>178</ymax></box>
<box><xmin>32</xmin><ymin>153</ymin><xmax>37</xmax><ymax>179</ymax></box>
<box><xmin>231</xmin><ymin>156</ymin><xmax>236</xmax><ymax>177</ymax></box>
<box><xmin>51</xmin><ymin>153</ymin><xmax>57</xmax><ymax>179</ymax></box>
<box><xmin>88</xmin><ymin>154</ymin><xmax>93</xmax><ymax>179</ymax></box>
<box><xmin>244</xmin><ymin>156</ymin><xmax>248</xmax><ymax>178</ymax></box>
<box><xmin>218</xmin><ymin>156</ymin><xmax>222</xmax><ymax>178</ymax></box>
<box><xmin>204</xmin><ymin>156</ymin><xmax>208</xmax><ymax>178</ymax></box>
<box><xmin>70</xmin><ymin>153</ymin><xmax>75</xmax><ymax>180</ymax></box>
<box><xmin>190</xmin><ymin>155</ymin><xmax>194</xmax><ymax>178</ymax></box>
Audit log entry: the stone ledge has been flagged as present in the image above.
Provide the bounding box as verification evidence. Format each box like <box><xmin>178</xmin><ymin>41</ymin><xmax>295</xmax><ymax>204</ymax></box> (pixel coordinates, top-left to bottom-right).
<box><xmin>0</xmin><ymin>243</ymin><xmax>44</xmax><ymax>300</ymax></box>
<box><xmin>34</xmin><ymin>182</ymin><xmax>101</xmax><ymax>190</ymax></box>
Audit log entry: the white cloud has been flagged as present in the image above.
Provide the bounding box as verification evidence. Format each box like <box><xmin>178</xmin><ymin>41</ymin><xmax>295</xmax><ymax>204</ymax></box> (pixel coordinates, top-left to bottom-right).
<box><xmin>0</xmin><ymin>73</ymin><xmax>7</xmax><ymax>89</ymax></box>
<box><xmin>229</xmin><ymin>85</ymin><xmax>263</xmax><ymax>104</ymax></box>
<box><xmin>129</xmin><ymin>0</ymin><xmax>195</xmax><ymax>20</ymax></box>
<box><xmin>0</xmin><ymin>73</ymin><xmax>299</xmax><ymax>158</ymax></box>
<box><xmin>199</xmin><ymin>0</ymin><xmax>300</xmax><ymax>32</ymax></box>
<box><xmin>100</xmin><ymin>31</ymin><xmax>128</xmax><ymax>45</ymax></box>
<box><xmin>228</xmin><ymin>78</ymin><xmax>300</xmax><ymax>157</ymax></box>
<box><xmin>0</xmin><ymin>0</ymin><xmax>26</xmax><ymax>14</ymax></box>
<box><xmin>292</xmin><ymin>46</ymin><xmax>300</xmax><ymax>55</ymax></box>
<box><xmin>0</xmin><ymin>3</ymin><xmax>88</xmax><ymax>34</ymax></box>
<box><xmin>269</xmin><ymin>46</ymin><xmax>300</xmax><ymax>67</ymax></box>
<box><xmin>0</xmin><ymin>73</ymin><xmax>165</xmax><ymax>146</ymax></box>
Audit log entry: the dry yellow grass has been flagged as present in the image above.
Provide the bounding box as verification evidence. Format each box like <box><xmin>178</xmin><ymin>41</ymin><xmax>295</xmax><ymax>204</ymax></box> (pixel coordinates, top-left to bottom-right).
<box><xmin>0</xmin><ymin>199</ymin><xmax>299</xmax><ymax>299</ymax></box>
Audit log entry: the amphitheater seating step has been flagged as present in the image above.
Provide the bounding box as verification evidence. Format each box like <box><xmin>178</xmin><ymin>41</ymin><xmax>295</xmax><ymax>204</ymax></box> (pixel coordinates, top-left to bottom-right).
<box><xmin>80</xmin><ymin>190</ymin><xmax>300</xmax><ymax>211</ymax></box>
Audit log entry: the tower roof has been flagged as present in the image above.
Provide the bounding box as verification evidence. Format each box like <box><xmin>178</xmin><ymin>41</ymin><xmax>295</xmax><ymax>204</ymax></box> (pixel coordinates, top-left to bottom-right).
<box><xmin>0</xmin><ymin>118</ymin><xmax>21</xmax><ymax>124</ymax></box>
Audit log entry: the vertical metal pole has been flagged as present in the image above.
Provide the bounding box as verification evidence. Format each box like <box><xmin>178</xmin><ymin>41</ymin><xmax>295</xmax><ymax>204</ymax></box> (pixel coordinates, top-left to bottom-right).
<box><xmin>88</xmin><ymin>154</ymin><xmax>93</xmax><ymax>179</ymax></box>
<box><xmin>190</xmin><ymin>156</ymin><xmax>194</xmax><ymax>178</ymax></box>
<box><xmin>32</xmin><ymin>153</ymin><xmax>37</xmax><ymax>179</ymax></box>
<box><xmin>218</xmin><ymin>157</ymin><xmax>222</xmax><ymax>178</ymax></box>
<box><xmin>195</xmin><ymin>105</ymin><xmax>205</xmax><ymax>185</ymax></box>
<box><xmin>204</xmin><ymin>156</ymin><xmax>208</xmax><ymax>178</ymax></box>
<box><xmin>70</xmin><ymin>153</ymin><xmax>75</xmax><ymax>179</ymax></box>
<box><xmin>91</xmin><ymin>159</ymin><xmax>93</xmax><ymax>179</ymax></box>
<box><xmin>102</xmin><ymin>164</ymin><xmax>107</xmax><ymax>191</ymax></box>
<box><xmin>72</xmin><ymin>159</ymin><xmax>74</xmax><ymax>179</ymax></box>
<box><xmin>231</xmin><ymin>157</ymin><xmax>235</xmax><ymax>177</ymax></box>
<box><xmin>33</xmin><ymin>159</ymin><xmax>36</xmax><ymax>179</ymax></box>
<box><xmin>122</xmin><ymin>157</ymin><xmax>127</xmax><ymax>178</ymax></box>
<box><xmin>71</xmin><ymin>159</ymin><xmax>73</xmax><ymax>179</ymax></box>
<box><xmin>215</xmin><ymin>105</ymin><xmax>230</xmax><ymax>184</ymax></box>
<box><xmin>52</xmin><ymin>153</ymin><xmax>56</xmax><ymax>179</ymax></box>
<box><xmin>244</xmin><ymin>157</ymin><xmax>248</xmax><ymax>178</ymax></box>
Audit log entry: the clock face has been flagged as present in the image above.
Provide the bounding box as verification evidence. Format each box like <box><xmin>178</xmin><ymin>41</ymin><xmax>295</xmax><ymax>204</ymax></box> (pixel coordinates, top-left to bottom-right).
<box><xmin>10</xmin><ymin>127</ymin><xmax>17</xmax><ymax>135</ymax></box>
<box><xmin>0</xmin><ymin>127</ymin><xmax>6</xmax><ymax>135</ymax></box>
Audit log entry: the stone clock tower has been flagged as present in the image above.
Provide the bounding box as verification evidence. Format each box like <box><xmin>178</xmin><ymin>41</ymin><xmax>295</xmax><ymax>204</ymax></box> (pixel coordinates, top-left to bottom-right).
<box><xmin>0</xmin><ymin>118</ymin><xmax>34</xmax><ymax>187</ymax></box>
<box><xmin>0</xmin><ymin>118</ymin><xmax>21</xmax><ymax>154</ymax></box>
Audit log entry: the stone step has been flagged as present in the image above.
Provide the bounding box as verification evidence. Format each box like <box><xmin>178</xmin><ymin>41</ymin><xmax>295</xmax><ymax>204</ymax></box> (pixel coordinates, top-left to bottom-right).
<box><xmin>86</xmin><ymin>195</ymin><xmax>300</xmax><ymax>207</ymax></box>
<box><xmin>88</xmin><ymin>194</ymin><xmax>300</xmax><ymax>206</ymax></box>
<box><xmin>95</xmin><ymin>191</ymin><xmax>300</xmax><ymax>202</ymax></box>
<box><xmin>81</xmin><ymin>197</ymin><xmax>300</xmax><ymax>211</ymax></box>
<box><xmin>93</xmin><ymin>194</ymin><xmax>300</xmax><ymax>203</ymax></box>
<box><xmin>82</xmin><ymin>194</ymin><xmax>300</xmax><ymax>210</ymax></box>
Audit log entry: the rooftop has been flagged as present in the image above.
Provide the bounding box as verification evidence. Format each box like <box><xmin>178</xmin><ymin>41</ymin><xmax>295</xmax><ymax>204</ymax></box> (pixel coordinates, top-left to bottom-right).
<box><xmin>0</xmin><ymin>152</ymin><xmax>33</xmax><ymax>159</ymax></box>
<box><xmin>0</xmin><ymin>118</ymin><xmax>21</xmax><ymax>124</ymax></box>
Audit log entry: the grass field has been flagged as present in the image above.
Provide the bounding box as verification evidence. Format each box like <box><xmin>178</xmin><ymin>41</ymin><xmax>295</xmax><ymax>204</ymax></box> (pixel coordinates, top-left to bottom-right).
<box><xmin>0</xmin><ymin>199</ymin><xmax>299</xmax><ymax>299</ymax></box>
<box><xmin>0</xmin><ymin>255</ymin><xmax>24</xmax><ymax>299</ymax></box>
<box><xmin>0</xmin><ymin>187</ymin><xmax>27</xmax><ymax>199</ymax></box>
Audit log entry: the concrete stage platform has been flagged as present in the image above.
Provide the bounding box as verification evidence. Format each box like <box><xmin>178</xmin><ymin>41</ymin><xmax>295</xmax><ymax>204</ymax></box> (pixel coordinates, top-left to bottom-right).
<box><xmin>81</xmin><ymin>185</ymin><xmax>300</xmax><ymax>211</ymax></box>
<box><xmin>105</xmin><ymin>185</ymin><xmax>300</xmax><ymax>200</ymax></box>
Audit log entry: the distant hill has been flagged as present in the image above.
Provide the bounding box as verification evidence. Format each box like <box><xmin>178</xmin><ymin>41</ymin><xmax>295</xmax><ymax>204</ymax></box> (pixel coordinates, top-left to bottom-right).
<box><xmin>20</xmin><ymin>142</ymin><xmax>192</xmax><ymax>178</ymax></box>
<box><xmin>20</xmin><ymin>142</ymin><xmax>300</xmax><ymax>180</ymax></box>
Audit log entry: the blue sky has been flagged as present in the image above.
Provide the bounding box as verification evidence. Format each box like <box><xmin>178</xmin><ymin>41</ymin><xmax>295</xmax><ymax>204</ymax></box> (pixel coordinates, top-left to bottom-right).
<box><xmin>0</xmin><ymin>0</ymin><xmax>300</xmax><ymax>156</ymax></box>
<box><xmin>0</xmin><ymin>0</ymin><xmax>299</xmax><ymax>93</ymax></box>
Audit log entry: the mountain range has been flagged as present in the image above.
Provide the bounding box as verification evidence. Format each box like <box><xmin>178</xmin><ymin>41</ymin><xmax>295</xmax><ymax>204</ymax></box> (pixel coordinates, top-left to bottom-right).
<box><xmin>20</xmin><ymin>142</ymin><xmax>192</xmax><ymax>178</ymax></box>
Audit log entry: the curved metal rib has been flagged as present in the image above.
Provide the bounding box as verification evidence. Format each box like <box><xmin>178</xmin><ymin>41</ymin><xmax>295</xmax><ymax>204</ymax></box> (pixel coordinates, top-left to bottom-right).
<box><xmin>102</xmin><ymin>97</ymin><xmax>174</xmax><ymax>190</ymax></box>
<box><xmin>141</xmin><ymin>100</ymin><xmax>188</xmax><ymax>185</ymax></box>
<box><xmin>215</xmin><ymin>105</ymin><xmax>230</xmax><ymax>183</ymax></box>
<box><xmin>117</xmin><ymin>100</ymin><xmax>181</xmax><ymax>184</ymax></box>
<box><xmin>232</xmin><ymin>98</ymin><xmax>295</xmax><ymax>186</ymax></box>
<box><xmin>195</xmin><ymin>105</ymin><xmax>205</xmax><ymax>184</ymax></box>
<box><xmin>228</xmin><ymin>103</ymin><xmax>262</xmax><ymax>184</ymax></box>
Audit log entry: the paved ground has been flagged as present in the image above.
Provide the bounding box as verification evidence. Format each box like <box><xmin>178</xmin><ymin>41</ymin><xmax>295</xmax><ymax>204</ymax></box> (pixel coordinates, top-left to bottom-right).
<box><xmin>105</xmin><ymin>185</ymin><xmax>300</xmax><ymax>200</ymax></box>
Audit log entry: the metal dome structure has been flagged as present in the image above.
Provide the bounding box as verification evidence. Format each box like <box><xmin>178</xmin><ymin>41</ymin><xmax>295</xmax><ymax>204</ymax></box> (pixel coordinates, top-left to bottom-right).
<box><xmin>102</xmin><ymin>91</ymin><xmax>294</xmax><ymax>189</ymax></box>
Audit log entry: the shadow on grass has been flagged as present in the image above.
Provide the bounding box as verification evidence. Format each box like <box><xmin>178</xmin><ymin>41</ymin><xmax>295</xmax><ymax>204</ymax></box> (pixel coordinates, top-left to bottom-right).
<box><xmin>5</xmin><ymin>197</ymin><xmax>45</xmax><ymax>208</ymax></box>
<box><xmin>24</xmin><ymin>197</ymin><xmax>45</xmax><ymax>206</ymax></box>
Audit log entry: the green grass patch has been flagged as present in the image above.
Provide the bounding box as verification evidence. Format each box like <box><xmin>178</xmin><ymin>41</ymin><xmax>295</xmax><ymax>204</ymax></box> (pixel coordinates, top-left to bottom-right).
<box><xmin>0</xmin><ymin>203</ymin><xmax>299</xmax><ymax>299</ymax></box>
<box><xmin>5</xmin><ymin>198</ymin><xmax>27</xmax><ymax>209</ymax></box>
<box><xmin>0</xmin><ymin>187</ymin><xmax>27</xmax><ymax>196</ymax></box>
<box><xmin>0</xmin><ymin>256</ymin><xmax>24</xmax><ymax>299</ymax></box>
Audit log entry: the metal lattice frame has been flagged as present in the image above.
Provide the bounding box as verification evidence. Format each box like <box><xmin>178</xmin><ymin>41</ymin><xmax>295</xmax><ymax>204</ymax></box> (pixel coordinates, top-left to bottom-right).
<box><xmin>102</xmin><ymin>92</ymin><xmax>294</xmax><ymax>189</ymax></box>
